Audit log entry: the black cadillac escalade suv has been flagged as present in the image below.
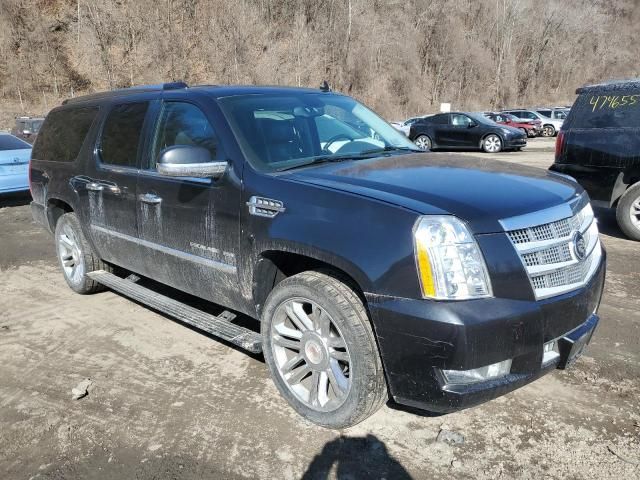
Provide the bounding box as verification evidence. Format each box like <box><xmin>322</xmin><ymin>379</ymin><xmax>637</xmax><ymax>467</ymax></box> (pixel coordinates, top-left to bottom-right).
<box><xmin>30</xmin><ymin>83</ymin><xmax>606</xmax><ymax>428</ymax></box>
<box><xmin>551</xmin><ymin>79</ymin><xmax>640</xmax><ymax>240</ymax></box>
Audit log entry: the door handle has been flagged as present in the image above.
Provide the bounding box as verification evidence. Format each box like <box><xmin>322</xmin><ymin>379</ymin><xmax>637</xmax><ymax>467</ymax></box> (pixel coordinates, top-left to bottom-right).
<box><xmin>86</xmin><ymin>182</ymin><xmax>103</xmax><ymax>192</ymax></box>
<box><xmin>105</xmin><ymin>185</ymin><xmax>121</xmax><ymax>195</ymax></box>
<box><xmin>138</xmin><ymin>193</ymin><xmax>162</xmax><ymax>205</ymax></box>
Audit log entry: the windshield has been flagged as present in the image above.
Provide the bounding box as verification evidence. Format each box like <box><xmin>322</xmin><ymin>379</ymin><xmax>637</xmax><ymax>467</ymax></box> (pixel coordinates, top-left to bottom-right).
<box><xmin>217</xmin><ymin>93</ymin><xmax>418</xmax><ymax>172</ymax></box>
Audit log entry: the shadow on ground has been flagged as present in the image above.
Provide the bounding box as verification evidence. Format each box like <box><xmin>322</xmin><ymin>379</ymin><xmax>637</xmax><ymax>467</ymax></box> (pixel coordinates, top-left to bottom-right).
<box><xmin>301</xmin><ymin>434</ymin><xmax>412</xmax><ymax>480</ymax></box>
<box><xmin>0</xmin><ymin>191</ymin><xmax>31</xmax><ymax>208</ymax></box>
<box><xmin>593</xmin><ymin>206</ymin><xmax>627</xmax><ymax>241</ymax></box>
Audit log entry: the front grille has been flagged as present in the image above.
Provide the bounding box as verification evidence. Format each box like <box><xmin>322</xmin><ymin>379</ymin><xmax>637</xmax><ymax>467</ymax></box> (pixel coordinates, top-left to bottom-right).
<box><xmin>505</xmin><ymin>203</ymin><xmax>602</xmax><ymax>299</ymax></box>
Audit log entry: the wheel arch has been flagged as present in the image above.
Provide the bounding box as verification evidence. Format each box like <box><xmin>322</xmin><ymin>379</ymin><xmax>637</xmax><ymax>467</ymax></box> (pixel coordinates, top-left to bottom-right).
<box><xmin>46</xmin><ymin>197</ymin><xmax>74</xmax><ymax>231</ymax></box>
<box><xmin>479</xmin><ymin>131</ymin><xmax>505</xmax><ymax>149</ymax></box>
<box><xmin>252</xmin><ymin>249</ymin><xmax>368</xmax><ymax>319</ymax></box>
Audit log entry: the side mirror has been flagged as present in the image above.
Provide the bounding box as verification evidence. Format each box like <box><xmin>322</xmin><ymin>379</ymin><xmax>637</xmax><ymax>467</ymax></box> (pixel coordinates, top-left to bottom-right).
<box><xmin>23</xmin><ymin>129</ymin><xmax>32</xmax><ymax>136</ymax></box>
<box><xmin>157</xmin><ymin>145</ymin><xmax>227</xmax><ymax>178</ymax></box>
<box><xmin>467</xmin><ymin>122</ymin><xmax>477</xmax><ymax>128</ymax></box>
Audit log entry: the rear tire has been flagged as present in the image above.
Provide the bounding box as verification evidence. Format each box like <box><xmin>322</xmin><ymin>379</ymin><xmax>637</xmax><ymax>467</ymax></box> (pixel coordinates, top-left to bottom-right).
<box><xmin>55</xmin><ymin>212</ymin><xmax>110</xmax><ymax>294</ymax></box>
<box><xmin>414</xmin><ymin>134</ymin><xmax>432</xmax><ymax>151</ymax></box>
<box><xmin>616</xmin><ymin>182</ymin><xmax>640</xmax><ymax>241</ymax></box>
<box><xmin>261</xmin><ymin>271</ymin><xmax>387</xmax><ymax>429</ymax></box>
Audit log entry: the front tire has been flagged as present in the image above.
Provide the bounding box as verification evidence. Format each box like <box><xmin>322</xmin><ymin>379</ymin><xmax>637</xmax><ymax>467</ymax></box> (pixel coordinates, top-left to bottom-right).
<box><xmin>482</xmin><ymin>134</ymin><xmax>503</xmax><ymax>153</ymax></box>
<box><xmin>616</xmin><ymin>182</ymin><xmax>640</xmax><ymax>241</ymax></box>
<box><xmin>261</xmin><ymin>271</ymin><xmax>387</xmax><ymax>429</ymax></box>
<box><xmin>414</xmin><ymin>134</ymin><xmax>432</xmax><ymax>151</ymax></box>
<box><xmin>55</xmin><ymin>212</ymin><xmax>109</xmax><ymax>294</ymax></box>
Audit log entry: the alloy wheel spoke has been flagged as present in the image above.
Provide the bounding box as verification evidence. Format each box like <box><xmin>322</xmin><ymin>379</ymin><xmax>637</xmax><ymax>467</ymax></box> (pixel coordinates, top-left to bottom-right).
<box><xmin>59</xmin><ymin>235</ymin><xmax>74</xmax><ymax>250</ymax></box>
<box><xmin>286</xmin><ymin>363</ymin><xmax>311</xmax><ymax>385</ymax></box>
<box><xmin>273</xmin><ymin>335</ymin><xmax>302</xmax><ymax>351</ymax></box>
<box><xmin>62</xmin><ymin>257</ymin><xmax>75</xmax><ymax>268</ymax></box>
<box><xmin>315</xmin><ymin>308</ymin><xmax>331</xmax><ymax>336</ymax></box>
<box><xmin>285</xmin><ymin>302</ymin><xmax>314</xmax><ymax>331</ymax></box>
<box><xmin>329</xmin><ymin>350</ymin><xmax>349</xmax><ymax>362</ymax></box>
<box><xmin>308</xmin><ymin>371</ymin><xmax>320</xmax><ymax>406</ymax></box>
<box><xmin>280</xmin><ymin>354</ymin><xmax>304</xmax><ymax>374</ymax></box>
<box><xmin>274</xmin><ymin>322</ymin><xmax>303</xmax><ymax>340</ymax></box>
<box><xmin>317</xmin><ymin>371</ymin><xmax>329</xmax><ymax>406</ymax></box>
<box><xmin>327</xmin><ymin>359</ymin><xmax>349</xmax><ymax>396</ymax></box>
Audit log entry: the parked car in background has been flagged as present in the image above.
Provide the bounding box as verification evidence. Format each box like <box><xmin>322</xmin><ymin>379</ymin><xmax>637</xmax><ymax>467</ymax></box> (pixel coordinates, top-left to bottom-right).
<box><xmin>484</xmin><ymin>112</ymin><xmax>542</xmax><ymax>137</ymax></box>
<box><xmin>535</xmin><ymin>108</ymin><xmax>569</xmax><ymax>121</ymax></box>
<box><xmin>501</xmin><ymin>109</ymin><xmax>563</xmax><ymax>137</ymax></box>
<box><xmin>0</xmin><ymin>132</ymin><xmax>32</xmax><ymax>194</ymax></box>
<box><xmin>551</xmin><ymin>79</ymin><xmax>640</xmax><ymax>240</ymax></box>
<box><xmin>410</xmin><ymin>112</ymin><xmax>526</xmax><ymax>152</ymax></box>
<box><xmin>391</xmin><ymin>115</ymin><xmax>431</xmax><ymax>136</ymax></box>
<box><xmin>11</xmin><ymin>116</ymin><xmax>45</xmax><ymax>144</ymax></box>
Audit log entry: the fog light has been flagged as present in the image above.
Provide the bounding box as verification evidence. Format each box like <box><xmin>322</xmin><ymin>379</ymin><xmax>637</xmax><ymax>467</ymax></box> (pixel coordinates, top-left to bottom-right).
<box><xmin>442</xmin><ymin>359</ymin><xmax>512</xmax><ymax>385</ymax></box>
<box><xmin>542</xmin><ymin>340</ymin><xmax>561</xmax><ymax>365</ymax></box>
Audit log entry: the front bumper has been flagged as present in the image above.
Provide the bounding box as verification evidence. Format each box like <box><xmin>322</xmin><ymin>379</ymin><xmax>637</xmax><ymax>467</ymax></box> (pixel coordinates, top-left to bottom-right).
<box><xmin>505</xmin><ymin>136</ymin><xmax>527</xmax><ymax>149</ymax></box>
<box><xmin>366</xmin><ymin>253</ymin><xmax>606</xmax><ymax>413</ymax></box>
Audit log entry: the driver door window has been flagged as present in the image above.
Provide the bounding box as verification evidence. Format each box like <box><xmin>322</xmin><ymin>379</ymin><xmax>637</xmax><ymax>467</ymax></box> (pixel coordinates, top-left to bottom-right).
<box><xmin>150</xmin><ymin>102</ymin><xmax>220</xmax><ymax>169</ymax></box>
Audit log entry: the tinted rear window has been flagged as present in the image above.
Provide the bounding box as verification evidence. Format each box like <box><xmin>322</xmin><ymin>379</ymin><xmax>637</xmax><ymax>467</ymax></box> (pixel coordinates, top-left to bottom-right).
<box><xmin>569</xmin><ymin>91</ymin><xmax>640</xmax><ymax>128</ymax></box>
<box><xmin>32</xmin><ymin>107</ymin><xmax>99</xmax><ymax>162</ymax></box>
<box><xmin>100</xmin><ymin>102</ymin><xmax>149</xmax><ymax>167</ymax></box>
<box><xmin>0</xmin><ymin>134</ymin><xmax>31</xmax><ymax>151</ymax></box>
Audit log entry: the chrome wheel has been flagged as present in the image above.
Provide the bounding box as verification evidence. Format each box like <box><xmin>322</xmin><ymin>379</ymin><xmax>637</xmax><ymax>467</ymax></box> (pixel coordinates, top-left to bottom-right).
<box><xmin>270</xmin><ymin>298</ymin><xmax>352</xmax><ymax>412</ymax></box>
<box><xmin>57</xmin><ymin>223</ymin><xmax>84</xmax><ymax>285</ymax></box>
<box><xmin>630</xmin><ymin>196</ymin><xmax>640</xmax><ymax>229</ymax></box>
<box><xmin>484</xmin><ymin>134</ymin><xmax>502</xmax><ymax>153</ymax></box>
<box><xmin>542</xmin><ymin>125</ymin><xmax>555</xmax><ymax>137</ymax></box>
<box><xmin>414</xmin><ymin>135</ymin><xmax>431</xmax><ymax>151</ymax></box>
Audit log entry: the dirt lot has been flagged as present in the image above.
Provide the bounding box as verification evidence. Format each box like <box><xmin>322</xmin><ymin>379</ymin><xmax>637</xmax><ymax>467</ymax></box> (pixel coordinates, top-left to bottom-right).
<box><xmin>1</xmin><ymin>137</ymin><xmax>639</xmax><ymax>479</ymax></box>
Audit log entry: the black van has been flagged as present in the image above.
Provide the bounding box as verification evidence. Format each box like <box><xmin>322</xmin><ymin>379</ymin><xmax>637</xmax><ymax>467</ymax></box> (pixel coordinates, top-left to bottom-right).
<box><xmin>551</xmin><ymin>79</ymin><xmax>640</xmax><ymax>240</ymax></box>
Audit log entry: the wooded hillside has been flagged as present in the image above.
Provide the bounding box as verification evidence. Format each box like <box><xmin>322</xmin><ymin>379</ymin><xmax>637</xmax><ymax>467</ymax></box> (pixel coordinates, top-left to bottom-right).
<box><xmin>0</xmin><ymin>0</ymin><xmax>638</xmax><ymax>126</ymax></box>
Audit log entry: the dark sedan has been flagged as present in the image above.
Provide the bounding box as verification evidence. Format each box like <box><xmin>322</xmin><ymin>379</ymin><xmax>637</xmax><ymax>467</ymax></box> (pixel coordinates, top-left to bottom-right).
<box><xmin>409</xmin><ymin>112</ymin><xmax>527</xmax><ymax>153</ymax></box>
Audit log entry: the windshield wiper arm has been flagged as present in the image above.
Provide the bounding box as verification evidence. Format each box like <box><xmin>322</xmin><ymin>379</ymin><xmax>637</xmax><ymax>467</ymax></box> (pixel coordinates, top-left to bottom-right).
<box><xmin>277</xmin><ymin>154</ymin><xmax>372</xmax><ymax>172</ymax></box>
<box><xmin>358</xmin><ymin>146</ymin><xmax>421</xmax><ymax>155</ymax></box>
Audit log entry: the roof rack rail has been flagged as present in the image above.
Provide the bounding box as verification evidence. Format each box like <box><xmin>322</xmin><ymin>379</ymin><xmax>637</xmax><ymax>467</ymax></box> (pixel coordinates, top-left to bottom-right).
<box><xmin>62</xmin><ymin>81</ymin><xmax>188</xmax><ymax>105</ymax></box>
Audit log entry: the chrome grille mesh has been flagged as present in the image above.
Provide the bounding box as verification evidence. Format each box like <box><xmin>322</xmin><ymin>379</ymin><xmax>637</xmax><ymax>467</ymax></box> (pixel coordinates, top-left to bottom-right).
<box><xmin>505</xmin><ymin>203</ymin><xmax>602</xmax><ymax>299</ymax></box>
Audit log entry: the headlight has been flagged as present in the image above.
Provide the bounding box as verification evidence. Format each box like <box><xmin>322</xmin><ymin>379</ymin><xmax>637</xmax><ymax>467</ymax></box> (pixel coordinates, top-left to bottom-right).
<box><xmin>413</xmin><ymin>216</ymin><xmax>492</xmax><ymax>300</ymax></box>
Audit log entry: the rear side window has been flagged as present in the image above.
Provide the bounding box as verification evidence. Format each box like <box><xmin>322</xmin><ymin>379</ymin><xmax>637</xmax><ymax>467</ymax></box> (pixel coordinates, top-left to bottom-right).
<box><xmin>429</xmin><ymin>114</ymin><xmax>449</xmax><ymax>125</ymax></box>
<box><xmin>100</xmin><ymin>102</ymin><xmax>149</xmax><ymax>167</ymax></box>
<box><xmin>0</xmin><ymin>135</ymin><xmax>31</xmax><ymax>151</ymax></box>
<box><xmin>569</xmin><ymin>92</ymin><xmax>640</xmax><ymax>129</ymax></box>
<box><xmin>31</xmin><ymin>107</ymin><xmax>99</xmax><ymax>162</ymax></box>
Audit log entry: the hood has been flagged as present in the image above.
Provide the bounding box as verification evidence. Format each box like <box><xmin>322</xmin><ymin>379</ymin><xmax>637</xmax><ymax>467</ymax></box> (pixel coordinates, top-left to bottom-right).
<box><xmin>287</xmin><ymin>153</ymin><xmax>583</xmax><ymax>234</ymax></box>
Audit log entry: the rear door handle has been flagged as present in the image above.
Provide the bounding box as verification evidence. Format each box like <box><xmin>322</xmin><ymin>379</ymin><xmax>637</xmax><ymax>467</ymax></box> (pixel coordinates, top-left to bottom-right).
<box><xmin>138</xmin><ymin>193</ymin><xmax>162</xmax><ymax>205</ymax></box>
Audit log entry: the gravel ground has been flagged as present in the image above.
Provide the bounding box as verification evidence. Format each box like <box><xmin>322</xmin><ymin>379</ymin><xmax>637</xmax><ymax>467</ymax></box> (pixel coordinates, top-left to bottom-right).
<box><xmin>0</xmin><ymin>137</ymin><xmax>638</xmax><ymax>479</ymax></box>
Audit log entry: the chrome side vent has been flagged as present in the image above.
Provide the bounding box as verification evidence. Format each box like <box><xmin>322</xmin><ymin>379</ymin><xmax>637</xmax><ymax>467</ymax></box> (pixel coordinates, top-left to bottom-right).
<box><xmin>247</xmin><ymin>196</ymin><xmax>285</xmax><ymax>218</ymax></box>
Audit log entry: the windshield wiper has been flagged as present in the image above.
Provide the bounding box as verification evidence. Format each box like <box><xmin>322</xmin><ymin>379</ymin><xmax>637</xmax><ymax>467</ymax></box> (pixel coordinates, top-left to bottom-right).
<box><xmin>277</xmin><ymin>147</ymin><xmax>421</xmax><ymax>172</ymax></box>
<box><xmin>277</xmin><ymin>153</ymin><xmax>372</xmax><ymax>172</ymax></box>
<box><xmin>358</xmin><ymin>146</ymin><xmax>422</xmax><ymax>155</ymax></box>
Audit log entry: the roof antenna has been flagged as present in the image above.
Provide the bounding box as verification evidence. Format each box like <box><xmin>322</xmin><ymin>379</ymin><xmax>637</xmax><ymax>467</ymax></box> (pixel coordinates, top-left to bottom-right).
<box><xmin>319</xmin><ymin>80</ymin><xmax>331</xmax><ymax>92</ymax></box>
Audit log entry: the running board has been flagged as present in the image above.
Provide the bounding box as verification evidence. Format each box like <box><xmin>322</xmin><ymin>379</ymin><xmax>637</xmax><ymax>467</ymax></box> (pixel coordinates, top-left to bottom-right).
<box><xmin>87</xmin><ymin>270</ymin><xmax>262</xmax><ymax>353</ymax></box>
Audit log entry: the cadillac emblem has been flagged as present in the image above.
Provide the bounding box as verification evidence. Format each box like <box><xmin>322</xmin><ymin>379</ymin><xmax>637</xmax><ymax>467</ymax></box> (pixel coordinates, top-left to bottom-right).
<box><xmin>573</xmin><ymin>231</ymin><xmax>587</xmax><ymax>260</ymax></box>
